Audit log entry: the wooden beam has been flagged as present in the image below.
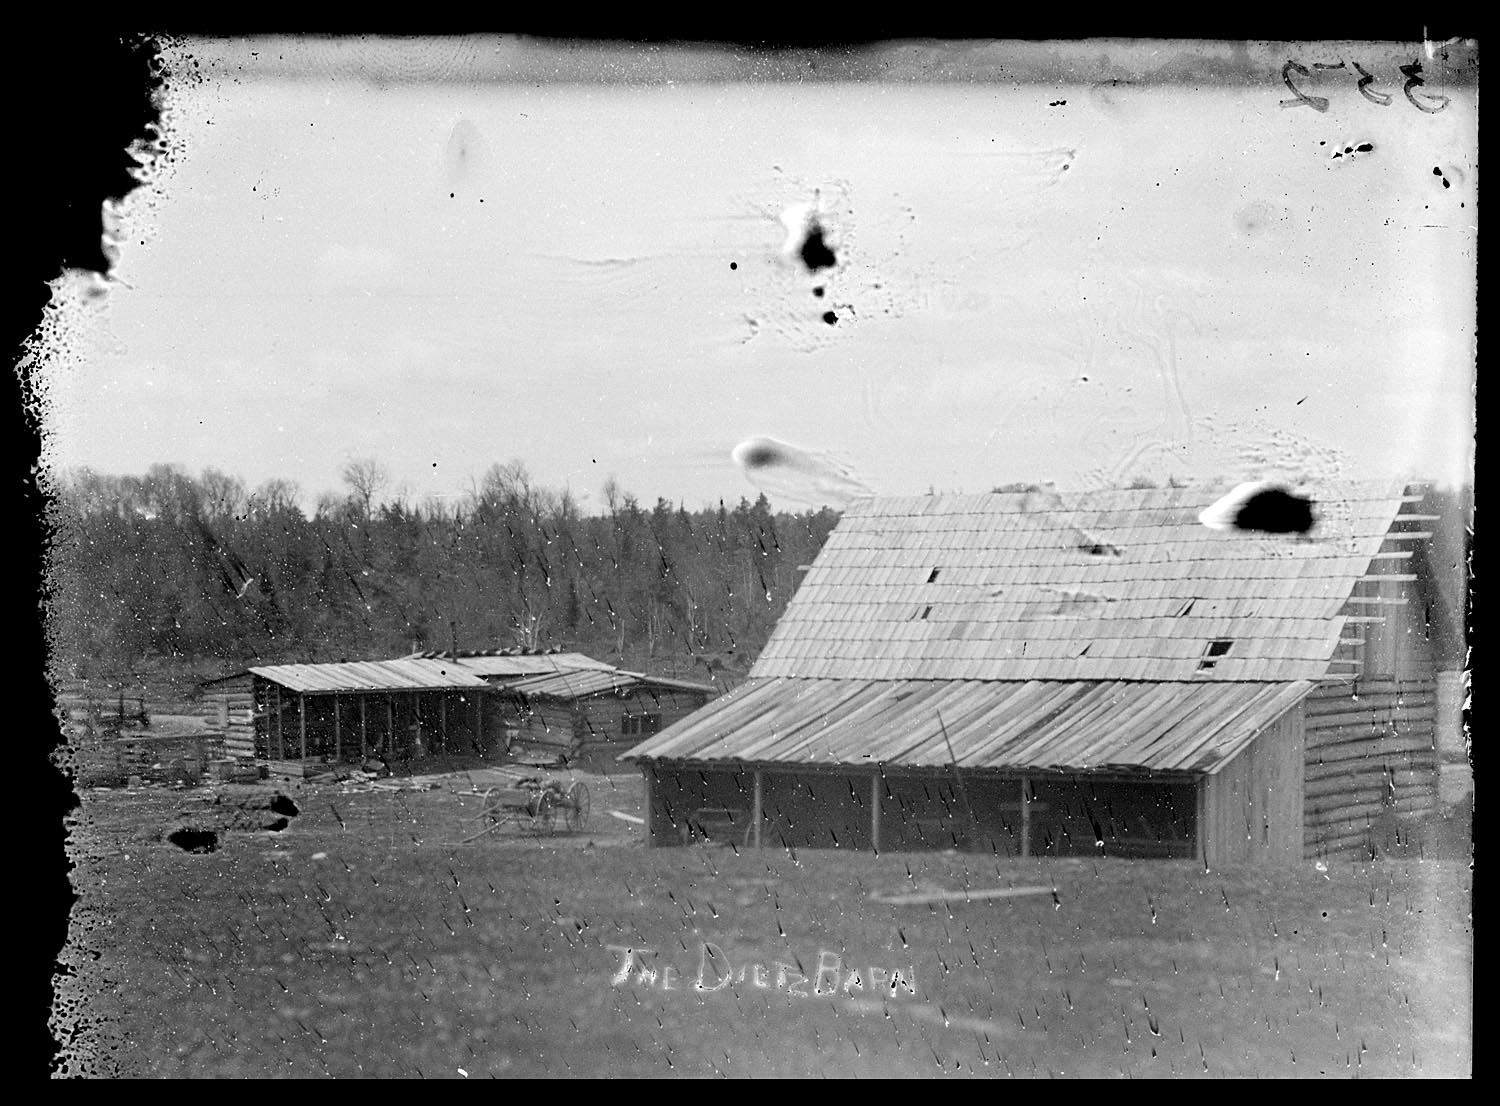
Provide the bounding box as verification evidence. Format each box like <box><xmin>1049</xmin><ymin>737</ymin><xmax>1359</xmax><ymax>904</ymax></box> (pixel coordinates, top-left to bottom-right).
<box><xmin>938</xmin><ymin>710</ymin><xmax>976</xmax><ymax>849</ymax></box>
<box><xmin>752</xmin><ymin>770</ymin><xmax>763</xmax><ymax>851</ymax></box>
<box><xmin>871</xmin><ymin>770</ymin><xmax>881</xmax><ymax>853</ymax></box>
<box><xmin>1343</xmin><ymin>616</ymin><xmax>1389</xmax><ymax>623</ymax></box>
<box><xmin>298</xmin><ymin>694</ymin><xmax>307</xmax><ymax>760</ymax></box>
<box><xmin>1368</xmin><ymin>551</ymin><xmax>1414</xmax><ymax>560</ymax></box>
<box><xmin>1381</xmin><ymin>531</ymin><xmax>1433</xmax><ymax>540</ymax></box>
<box><xmin>333</xmin><ymin>693</ymin><xmax>341</xmax><ymax>762</ymax></box>
<box><xmin>1020</xmin><ymin>775</ymin><xmax>1031</xmax><ymax>859</ymax></box>
<box><xmin>1343</xmin><ymin>596</ymin><xmax>1410</xmax><ymax>604</ymax></box>
<box><xmin>1392</xmin><ymin>514</ymin><xmax>1442</xmax><ymax>521</ymax></box>
<box><xmin>274</xmin><ymin>683</ymin><xmax>283</xmax><ymax>760</ymax></box>
<box><xmin>359</xmin><ymin>696</ymin><xmax>367</xmax><ymax>759</ymax></box>
<box><xmin>439</xmin><ymin>694</ymin><xmax>447</xmax><ymax>754</ymax></box>
<box><xmin>1357</xmin><ymin>573</ymin><xmax>1418</xmax><ymax>582</ymax></box>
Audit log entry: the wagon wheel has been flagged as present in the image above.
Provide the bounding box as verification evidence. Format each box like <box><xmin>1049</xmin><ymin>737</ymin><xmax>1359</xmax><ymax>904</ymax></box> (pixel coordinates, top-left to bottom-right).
<box><xmin>480</xmin><ymin>787</ymin><xmax>506</xmax><ymax>827</ymax></box>
<box><xmin>533</xmin><ymin>789</ymin><xmax>557</xmax><ymax>834</ymax></box>
<box><xmin>564</xmin><ymin>781</ymin><xmax>590</xmax><ymax>833</ymax></box>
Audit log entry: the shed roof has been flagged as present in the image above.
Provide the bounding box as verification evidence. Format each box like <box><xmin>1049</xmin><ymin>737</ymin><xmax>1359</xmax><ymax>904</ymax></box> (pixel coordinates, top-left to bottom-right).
<box><xmin>501</xmin><ymin>669</ymin><xmax>716</xmax><ymax>701</ymax></box>
<box><xmin>446</xmin><ymin>652</ymin><xmax>618</xmax><ymax>678</ymax></box>
<box><xmin>248</xmin><ymin>658</ymin><xmax>490</xmax><ymax>694</ymax></box>
<box><xmin>623</xmin><ymin>677</ymin><xmax>1313</xmax><ymax>774</ymax></box>
<box><xmin>751</xmin><ymin>481</ymin><xmax>1423</xmax><ymax>683</ymax></box>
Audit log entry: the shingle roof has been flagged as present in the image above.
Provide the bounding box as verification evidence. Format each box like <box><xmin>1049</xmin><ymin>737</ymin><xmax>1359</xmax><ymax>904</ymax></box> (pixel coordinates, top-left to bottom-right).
<box><xmin>751</xmin><ymin>481</ymin><xmax>1420</xmax><ymax>683</ymax></box>
<box><xmin>622</xmin><ymin>677</ymin><xmax>1314</xmax><ymax>774</ymax></box>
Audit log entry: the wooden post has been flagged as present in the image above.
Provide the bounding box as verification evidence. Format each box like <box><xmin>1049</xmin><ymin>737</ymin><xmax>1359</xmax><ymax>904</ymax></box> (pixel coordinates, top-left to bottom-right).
<box><xmin>938</xmin><ymin>710</ymin><xmax>976</xmax><ymax>849</ymax></box>
<box><xmin>752</xmin><ymin>769</ymin><xmax>764</xmax><ymax>851</ymax></box>
<box><xmin>1020</xmin><ymin>775</ymin><xmax>1031</xmax><ymax>859</ymax></box>
<box><xmin>439</xmin><ymin>694</ymin><xmax>447</xmax><ymax>754</ymax></box>
<box><xmin>871</xmin><ymin>770</ymin><xmax>882</xmax><ymax>852</ymax></box>
<box><xmin>333</xmin><ymin>694</ymin><xmax>341</xmax><ymax>762</ymax></box>
<box><xmin>274</xmin><ymin>684</ymin><xmax>283</xmax><ymax>760</ymax></box>
<box><xmin>298</xmin><ymin>694</ymin><xmax>307</xmax><ymax>761</ymax></box>
<box><xmin>643</xmin><ymin>767</ymin><xmax>654</xmax><ymax>847</ymax></box>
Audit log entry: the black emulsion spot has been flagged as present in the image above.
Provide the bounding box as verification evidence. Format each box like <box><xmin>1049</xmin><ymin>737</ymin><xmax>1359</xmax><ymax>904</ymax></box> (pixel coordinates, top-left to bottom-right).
<box><xmin>741</xmin><ymin>443</ymin><xmax>780</xmax><ymax>468</ymax></box>
<box><xmin>167</xmin><ymin>828</ymin><xmax>218</xmax><ymax>853</ymax></box>
<box><xmin>1234</xmin><ymin>487</ymin><xmax>1317</xmax><ymax>534</ymax></box>
<box><xmin>799</xmin><ymin>224</ymin><xmax>837</xmax><ymax>272</ymax></box>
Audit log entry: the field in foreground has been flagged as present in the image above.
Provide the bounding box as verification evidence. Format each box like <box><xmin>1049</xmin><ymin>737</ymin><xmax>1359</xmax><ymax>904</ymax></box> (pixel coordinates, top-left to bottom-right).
<box><xmin>55</xmin><ymin>768</ymin><xmax>1472</xmax><ymax>1078</ymax></box>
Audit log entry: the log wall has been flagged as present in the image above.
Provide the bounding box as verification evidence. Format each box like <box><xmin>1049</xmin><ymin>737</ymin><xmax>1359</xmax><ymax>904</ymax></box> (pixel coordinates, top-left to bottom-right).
<box><xmin>200</xmin><ymin>675</ymin><xmax>257</xmax><ymax>760</ymax></box>
<box><xmin>1303</xmin><ymin>676</ymin><xmax>1439</xmax><ymax>859</ymax></box>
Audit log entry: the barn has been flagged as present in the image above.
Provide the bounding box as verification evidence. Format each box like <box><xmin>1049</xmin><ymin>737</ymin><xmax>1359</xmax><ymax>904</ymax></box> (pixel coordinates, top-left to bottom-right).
<box><xmin>623</xmin><ymin>482</ymin><xmax>1462</xmax><ymax>864</ymax></box>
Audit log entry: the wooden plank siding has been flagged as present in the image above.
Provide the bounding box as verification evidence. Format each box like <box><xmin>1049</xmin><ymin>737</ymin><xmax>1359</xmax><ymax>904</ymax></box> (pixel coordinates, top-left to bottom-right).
<box><xmin>1200</xmin><ymin>706</ymin><xmax>1305</xmax><ymax>867</ymax></box>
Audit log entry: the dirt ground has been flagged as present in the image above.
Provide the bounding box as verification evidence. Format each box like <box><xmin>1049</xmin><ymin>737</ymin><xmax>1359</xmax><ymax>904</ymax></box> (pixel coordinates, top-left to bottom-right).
<box><xmin>53</xmin><ymin>766</ymin><xmax>1473</xmax><ymax>1078</ymax></box>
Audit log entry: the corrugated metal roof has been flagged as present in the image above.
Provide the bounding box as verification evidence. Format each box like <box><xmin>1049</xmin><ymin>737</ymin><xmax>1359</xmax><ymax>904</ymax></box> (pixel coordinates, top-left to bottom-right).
<box><xmin>249</xmin><ymin>658</ymin><xmax>491</xmax><ymax>694</ymax></box>
<box><xmin>622</xmin><ymin>677</ymin><xmax>1313</xmax><ymax>774</ymax></box>
<box><xmin>751</xmin><ymin>481</ymin><xmax>1416</xmax><ymax>683</ymax></box>
<box><xmin>503</xmin><ymin>669</ymin><xmax>717</xmax><ymax>700</ymax></box>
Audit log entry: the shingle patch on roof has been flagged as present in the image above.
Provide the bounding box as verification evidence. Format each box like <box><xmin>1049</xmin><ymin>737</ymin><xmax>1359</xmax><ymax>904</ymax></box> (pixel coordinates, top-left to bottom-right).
<box><xmin>751</xmin><ymin>482</ymin><xmax>1414</xmax><ymax>683</ymax></box>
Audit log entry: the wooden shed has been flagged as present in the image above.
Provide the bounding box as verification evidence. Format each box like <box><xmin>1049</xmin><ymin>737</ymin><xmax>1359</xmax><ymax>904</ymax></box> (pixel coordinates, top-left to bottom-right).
<box><xmin>201</xmin><ymin>657</ymin><xmax>493</xmax><ymax>773</ymax></box>
<box><xmin>199</xmin><ymin>648</ymin><xmax>695</xmax><ymax>773</ymax></box>
<box><xmin>494</xmin><ymin>668</ymin><xmax>715</xmax><ymax>767</ymax></box>
<box><xmin>624</xmin><ymin>481</ymin><xmax>1457</xmax><ymax>864</ymax></box>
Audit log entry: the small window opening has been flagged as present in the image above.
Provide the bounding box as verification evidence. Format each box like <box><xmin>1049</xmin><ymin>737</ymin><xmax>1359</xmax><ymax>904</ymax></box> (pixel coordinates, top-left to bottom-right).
<box><xmin>621</xmin><ymin>712</ymin><xmax>661</xmax><ymax>736</ymax></box>
<box><xmin>1078</xmin><ymin>643</ymin><xmax>1092</xmax><ymax>657</ymax></box>
<box><xmin>1176</xmin><ymin>598</ymin><xmax>1196</xmax><ymax>618</ymax></box>
<box><xmin>1197</xmin><ymin>639</ymin><xmax>1234</xmax><ymax>672</ymax></box>
<box><xmin>920</xmin><ymin>605</ymin><xmax>933</xmax><ymax>620</ymax></box>
<box><xmin>927</xmin><ymin>567</ymin><xmax>941</xmax><ymax>583</ymax></box>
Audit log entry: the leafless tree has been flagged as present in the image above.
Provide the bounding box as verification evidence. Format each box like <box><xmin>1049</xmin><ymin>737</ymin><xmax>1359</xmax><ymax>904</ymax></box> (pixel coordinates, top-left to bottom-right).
<box><xmin>341</xmin><ymin>456</ymin><xmax>391</xmax><ymax>519</ymax></box>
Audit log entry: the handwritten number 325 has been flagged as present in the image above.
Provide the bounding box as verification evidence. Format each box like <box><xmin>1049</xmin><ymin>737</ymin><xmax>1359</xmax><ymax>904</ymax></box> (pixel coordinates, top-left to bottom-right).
<box><xmin>1281</xmin><ymin>60</ymin><xmax>1449</xmax><ymax>113</ymax></box>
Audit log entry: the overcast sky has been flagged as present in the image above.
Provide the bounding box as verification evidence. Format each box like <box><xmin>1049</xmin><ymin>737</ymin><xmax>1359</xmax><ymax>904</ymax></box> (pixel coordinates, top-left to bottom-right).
<box><xmin>36</xmin><ymin>38</ymin><xmax>1476</xmax><ymax>513</ymax></box>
